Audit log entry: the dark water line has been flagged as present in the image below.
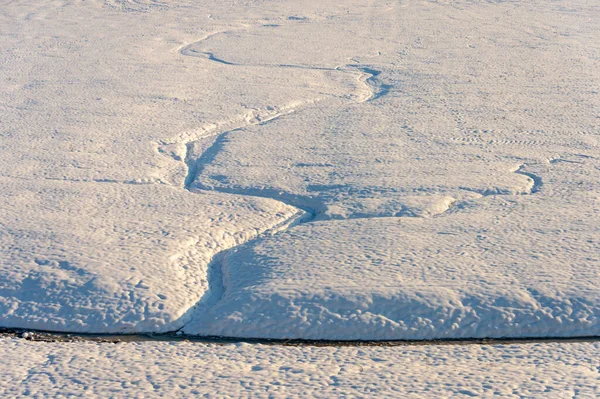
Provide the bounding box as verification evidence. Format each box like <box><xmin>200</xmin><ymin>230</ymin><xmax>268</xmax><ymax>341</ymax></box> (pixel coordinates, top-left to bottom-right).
<box><xmin>3</xmin><ymin>329</ymin><xmax>599</xmax><ymax>347</ymax></box>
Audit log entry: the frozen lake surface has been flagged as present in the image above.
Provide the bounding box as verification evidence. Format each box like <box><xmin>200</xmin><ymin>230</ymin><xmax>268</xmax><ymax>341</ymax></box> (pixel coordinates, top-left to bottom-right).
<box><xmin>1</xmin><ymin>337</ymin><xmax>599</xmax><ymax>397</ymax></box>
<box><xmin>0</xmin><ymin>0</ymin><xmax>599</xmax><ymax>396</ymax></box>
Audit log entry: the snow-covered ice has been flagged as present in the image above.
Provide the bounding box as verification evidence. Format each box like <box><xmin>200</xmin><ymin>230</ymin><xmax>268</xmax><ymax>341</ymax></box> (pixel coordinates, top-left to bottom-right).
<box><xmin>0</xmin><ymin>177</ymin><xmax>299</xmax><ymax>333</ymax></box>
<box><xmin>186</xmin><ymin>160</ymin><xmax>600</xmax><ymax>339</ymax></box>
<box><xmin>1</xmin><ymin>338</ymin><xmax>599</xmax><ymax>397</ymax></box>
<box><xmin>179</xmin><ymin>0</ymin><xmax>600</xmax><ymax>339</ymax></box>
<box><xmin>1</xmin><ymin>0</ymin><xmax>598</xmax><ymax>339</ymax></box>
<box><xmin>1</xmin><ymin>0</ymin><xmax>599</xmax><ymax>395</ymax></box>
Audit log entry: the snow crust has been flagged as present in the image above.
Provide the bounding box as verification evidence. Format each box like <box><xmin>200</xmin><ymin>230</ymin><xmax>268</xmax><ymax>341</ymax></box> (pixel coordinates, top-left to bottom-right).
<box><xmin>186</xmin><ymin>161</ymin><xmax>600</xmax><ymax>339</ymax></box>
<box><xmin>1</xmin><ymin>0</ymin><xmax>599</xmax><ymax>343</ymax></box>
<box><xmin>1</xmin><ymin>338</ymin><xmax>599</xmax><ymax>398</ymax></box>
<box><xmin>0</xmin><ymin>177</ymin><xmax>298</xmax><ymax>333</ymax></box>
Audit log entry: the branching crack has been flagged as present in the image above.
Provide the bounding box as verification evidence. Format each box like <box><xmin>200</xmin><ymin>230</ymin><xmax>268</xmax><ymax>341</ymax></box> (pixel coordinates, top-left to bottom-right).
<box><xmin>9</xmin><ymin>21</ymin><xmax>549</xmax><ymax>343</ymax></box>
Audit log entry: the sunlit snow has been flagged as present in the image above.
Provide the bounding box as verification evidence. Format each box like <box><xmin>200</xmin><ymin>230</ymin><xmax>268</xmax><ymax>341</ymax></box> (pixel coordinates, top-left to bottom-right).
<box><xmin>1</xmin><ymin>0</ymin><xmax>599</xmax><ymax>396</ymax></box>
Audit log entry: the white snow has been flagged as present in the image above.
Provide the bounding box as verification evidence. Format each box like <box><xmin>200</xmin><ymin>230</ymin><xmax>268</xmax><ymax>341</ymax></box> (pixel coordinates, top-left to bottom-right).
<box><xmin>0</xmin><ymin>0</ymin><xmax>599</xmax><ymax>393</ymax></box>
<box><xmin>186</xmin><ymin>160</ymin><xmax>600</xmax><ymax>339</ymax></box>
<box><xmin>0</xmin><ymin>0</ymin><xmax>598</xmax><ymax>340</ymax></box>
<box><xmin>0</xmin><ymin>177</ymin><xmax>299</xmax><ymax>333</ymax></box>
<box><xmin>0</xmin><ymin>338</ymin><xmax>599</xmax><ymax>397</ymax></box>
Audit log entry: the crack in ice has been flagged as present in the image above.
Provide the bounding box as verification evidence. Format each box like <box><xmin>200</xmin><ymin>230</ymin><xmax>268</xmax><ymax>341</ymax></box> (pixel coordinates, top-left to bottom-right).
<box><xmin>164</xmin><ymin>22</ymin><xmax>548</xmax><ymax>336</ymax></box>
<box><xmin>5</xmin><ymin>20</ymin><xmax>547</xmax><ymax>342</ymax></box>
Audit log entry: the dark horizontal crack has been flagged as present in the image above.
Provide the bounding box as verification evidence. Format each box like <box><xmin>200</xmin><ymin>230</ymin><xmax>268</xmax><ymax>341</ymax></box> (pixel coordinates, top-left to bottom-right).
<box><xmin>2</xmin><ymin>328</ymin><xmax>599</xmax><ymax>347</ymax></box>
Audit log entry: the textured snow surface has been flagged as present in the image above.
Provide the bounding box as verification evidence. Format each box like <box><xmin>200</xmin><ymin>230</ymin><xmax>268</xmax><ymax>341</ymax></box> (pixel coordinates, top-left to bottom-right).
<box><xmin>0</xmin><ymin>177</ymin><xmax>298</xmax><ymax>333</ymax></box>
<box><xmin>185</xmin><ymin>161</ymin><xmax>600</xmax><ymax>339</ymax></box>
<box><xmin>1</xmin><ymin>0</ymin><xmax>599</xmax><ymax>342</ymax></box>
<box><xmin>1</xmin><ymin>338</ymin><xmax>599</xmax><ymax>398</ymax></box>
